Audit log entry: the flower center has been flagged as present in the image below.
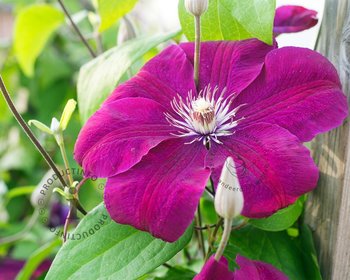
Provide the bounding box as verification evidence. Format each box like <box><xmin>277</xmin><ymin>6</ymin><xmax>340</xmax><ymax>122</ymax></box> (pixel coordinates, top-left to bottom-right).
<box><xmin>191</xmin><ymin>98</ymin><xmax>215</xmax><ymax>135</ymax></box>
<box><xmin>165</xmin><ymin>86</ymin><xmax>244</xmax><ymax>145</ymax></box>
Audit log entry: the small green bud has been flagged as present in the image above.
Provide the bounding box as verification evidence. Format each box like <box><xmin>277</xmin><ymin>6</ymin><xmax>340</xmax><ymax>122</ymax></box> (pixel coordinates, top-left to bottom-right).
<box><xmin>59</xmin><ymin>99</ymin><xmax>77</xmax><ymax>131</ymax></box>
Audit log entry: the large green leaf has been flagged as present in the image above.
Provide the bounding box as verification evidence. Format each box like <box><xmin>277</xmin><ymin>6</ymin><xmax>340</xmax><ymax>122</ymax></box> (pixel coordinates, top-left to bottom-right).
<box><xmin>97</xmin><ymin>0</ymin><xmax>138</xmax><ymax>32</ymax></box>
<box><xmin>178</xmin><ymin>0</ymin><xmax>275</xmax><ymax>44</ymax></box>
<box><xmin>225</xmin><ymin>225</ymin><xmax>321</xmax><ymax>280</ymax></box>
<box><xmin>14</xmin><ymin>4</ymin><xmax>64</xmax><ymax>76</ymax></box>
<box><xmin>77</xmin><ymin>31</ymin><xmax>179</xmax><ymax>123</ymax></box>
<box><xmin>46</xmin><ymin>203</ymin><xmax>193</xmax><ymax>280</ymax></box>
<box><xmin>249</xmin><ymin>197</ymin><xmax>304</xmax><ymax>231</ymax></box>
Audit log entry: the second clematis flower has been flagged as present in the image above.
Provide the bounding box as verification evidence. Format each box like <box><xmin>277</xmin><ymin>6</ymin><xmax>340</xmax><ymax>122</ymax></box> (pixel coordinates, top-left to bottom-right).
<box><xmin>274</xmin><ymin>5</ymin><xmax>318</xmax><ymax>35</ymax></box>
<box><xmin>194</xmin><ymin>255</ymin><xmax>288</xmax><ymax>280</ymax></box>
<box><xmin>74</xmin><ymin>39</ymin><xmax>348</xmax><ymax>242</ymax></box>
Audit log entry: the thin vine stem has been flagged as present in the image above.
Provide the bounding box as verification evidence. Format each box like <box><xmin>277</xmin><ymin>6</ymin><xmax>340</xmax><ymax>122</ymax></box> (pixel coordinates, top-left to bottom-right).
<box><xmin>63</xmin><ymin>204</ymin><xmax>72</xmax><ymax>242</ymax></box>
<box><xmin>57</xmin><ymin>0</ymin><xmax>97</xmax><ymax>58</ymax></box>
<box><xmin>0</xmin><ymin>76</ymin><xmax>67</xmax><ymax>188</ymax></box>
<box><xmin>58</xmin><ymin>137</ymin><xmax>74</xmax><ymax>186</ymax></box>
<box><xmin>0</xmin><ymin>76</ymin><xmax>87</xmax><ymax>216</ymax></box>
<box><xmin>205</xmin><ymin>217</ymin><xmax>223</xmax><ymax>261</ymax></box>
<box><xmin>198</xmin><ymin>204</ymin><xmax>206</xmax><ymax>258</ymax></box>
<box><xmin>194</xmin><ymin>15</ymin><xmax>201</xmax><ymax>89</ymax></box>
<box><xmin>195</xmin><ymin>205</ymin><xmax>206</xmax><ymax>259</ymax></box>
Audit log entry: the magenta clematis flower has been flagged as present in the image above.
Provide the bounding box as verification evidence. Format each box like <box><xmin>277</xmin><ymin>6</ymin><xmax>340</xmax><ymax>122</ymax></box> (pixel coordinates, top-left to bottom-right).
<box><xmin>75</xmin><ymin>39</ymin><xmax>348</xmax><ymax>242</ymax></box>
<box><xmin>274</xmin><ymin>5</ymin><xmax>318</xmax><ymax>35</ymax></box>
<box><xmin>194</xmin><ymin>255</ymin><xmax>288</xmax><ymax>280</ymax></box>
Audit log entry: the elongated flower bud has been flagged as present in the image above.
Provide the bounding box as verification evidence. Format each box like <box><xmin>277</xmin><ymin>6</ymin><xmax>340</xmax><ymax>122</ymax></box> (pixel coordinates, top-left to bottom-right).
<box><xmin>214</xmin><ymin>157</ymin><xmax>244</xmax><ymax>219</ymax></box>
<box><xmin>185</xmin><ymin>0</ymin><xmax>208</xmax><ymax>17</ymax></box>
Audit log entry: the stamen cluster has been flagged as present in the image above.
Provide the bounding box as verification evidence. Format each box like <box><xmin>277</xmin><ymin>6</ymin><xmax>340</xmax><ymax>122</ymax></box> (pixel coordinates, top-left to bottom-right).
<box><xmin>165</xmin><ymin>86</ymin><xmax>244</xmax><ymax>145</ymax></box>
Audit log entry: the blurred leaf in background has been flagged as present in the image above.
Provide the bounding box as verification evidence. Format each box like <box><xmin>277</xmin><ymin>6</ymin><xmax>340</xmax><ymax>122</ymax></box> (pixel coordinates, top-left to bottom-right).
<box><xmin>97</xmin><ymin>0</ymin><xmax>138</xmax><ymax>32</ymax></box>
<box><xmin>77</xmin><ymin>31</ymin><xmax>180</xmax><ymax>122</ymax></box>
<box><xmin>14</xmin><ymin>4</ymin><xmax>64</xmax><ymax>76</ymax></box>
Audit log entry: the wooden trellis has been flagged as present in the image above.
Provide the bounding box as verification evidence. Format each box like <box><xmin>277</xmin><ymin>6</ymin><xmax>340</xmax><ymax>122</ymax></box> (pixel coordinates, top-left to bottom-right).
<box><xmin>304</xmin><ymin>0</ymin><xmax>350</xmax><ymax>279</ymax></box>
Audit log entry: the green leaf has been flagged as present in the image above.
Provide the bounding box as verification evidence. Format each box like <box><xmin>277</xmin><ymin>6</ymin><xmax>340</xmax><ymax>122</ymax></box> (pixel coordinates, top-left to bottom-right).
<box><xmin>249</xmin><ymin>197</ymin><xmax>304</xmax><ymax>231</ymax></box>
<box><xmin>178</xmin><ymin>0</ymin><xmax>276</xmax><ymax>44</ymax></box>
<box><xmin>28</xmin><ymin>120</ymin><xmax>53</xmax><ymax>135</ymax></box>
<box><xmin>97</xmin><ymin>0</ymin><xmax>138</xmax><ymax>32</ymax></box>
<box><xmin>200</xmin><ymin>198</ymin><xmax>217</xmax><ymax>225</ymax></box>
<box><xmin>16</xmin><ymin>238</ymin><xmax>61</xmax><ymax>280</ymax></box>
<box><xmin>14</xmin><ymin>4</ymin><xmax>64</xmax><ymax>77</ymax></box>
<box><xmin>155</xmin><ymin>267</ymin><xmax>196</xmax><ymax>280</ymax></box>
<box><xmin>225</xmin><ymin>225</ymin><xmax>321</xmax><ymax>280</ymax></box>
<box><xmin>77</xmin><ymin>31</ymin><xmax>179</xmax><ymax>123</ymax></box>
<box><xmin>4</xmin><ymin>186</ymin><xmax>36</xmax><ymax>205</ymax></box>
<box><xmin>46</xmin><ymin>203</ymin><xmax>193</xmax><ymax>280</ymax></box>
<box><xmin>293</xmin><ymin>224</ymin><xmax>322</xmax><ymax>280</ymax></box>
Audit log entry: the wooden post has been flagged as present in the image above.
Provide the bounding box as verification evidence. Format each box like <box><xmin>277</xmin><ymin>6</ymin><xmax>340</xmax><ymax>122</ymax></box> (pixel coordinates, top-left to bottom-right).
<box><xmin>304</xmin><ymin>0</ymin><xmax>350</xmax><ymax>279</ymax></box>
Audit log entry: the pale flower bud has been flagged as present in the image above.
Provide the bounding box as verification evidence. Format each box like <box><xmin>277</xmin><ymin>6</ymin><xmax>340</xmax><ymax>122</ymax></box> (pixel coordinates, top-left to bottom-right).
<box><xmin>50</xmin><ymin>117</ymin><xmax>63</xmax><ymax>145</ymax></box>
<box><xmin>184</xmin><ymin>0</ymin><xmax>208</xmax><ymax>17</ymax></box>
<box><xmin>50</xmin><ymin>117</ymin><xmax>60</xmax><ymax>134</ymax></box>
<box><xmin>214</xmin><ymin>157</ymin><xmax>244</xmax><ymax>219</ymax></box>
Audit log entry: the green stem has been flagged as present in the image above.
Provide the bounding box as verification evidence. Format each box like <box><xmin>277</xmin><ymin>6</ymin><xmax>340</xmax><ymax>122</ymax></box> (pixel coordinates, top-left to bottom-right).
<box><xmin>214</xmin><ymin>218</ymin><xmax>232</xmax><ymax>261</ymax></box>
<box><xmin>0</xmin><ymin>76</ymin><xmax>67</xmax><ymax>188</ymax></box>
<box><xmin>194</xmin><ymin>15</ymin><xmax>201</xmax><ymax>89</ymax></box>
<box><xmin>63</xmin><ymin>202</ymin><xmax>73</xmax><ymax>242</ymax></box>
<box><xmin>197</xmin><ymin>204</ymin><xmax>206</xmax><ymax>258</ymax></box>
<box><xmin>205</xmin><ymin>217</ymin><xmax>223</xmax><ymax>261</ymax></box>
<box><xmin>57</xmin><ymin>0</ymin><xmax>97</xmax><ymax>58</ymax></box>
<box><xmin>58</xmin><ymin>136</ymin><xmax>74</xmax><ymax>186</ymax></box>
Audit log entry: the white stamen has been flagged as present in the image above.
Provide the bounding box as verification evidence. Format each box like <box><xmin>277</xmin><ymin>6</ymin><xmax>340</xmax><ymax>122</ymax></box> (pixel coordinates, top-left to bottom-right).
<box><xmin>165</xmin><ymin>86</ymin><xmax>244</xmax><ymax>145</ymax></box>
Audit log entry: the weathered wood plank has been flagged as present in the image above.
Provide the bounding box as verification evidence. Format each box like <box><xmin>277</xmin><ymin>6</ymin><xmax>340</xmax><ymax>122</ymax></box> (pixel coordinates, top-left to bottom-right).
<box><xmin>304</xmin><ymin>0</ymin><xmax>350</xmax><ymax>279</ymax></box>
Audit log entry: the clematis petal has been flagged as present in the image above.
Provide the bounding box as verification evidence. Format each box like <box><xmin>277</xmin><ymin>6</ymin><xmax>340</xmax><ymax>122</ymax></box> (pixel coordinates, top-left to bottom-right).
<box><xmin>105</xmin><ymin>44</ymin><xmax>196</xmax><ymax>109</ymax></box>
<box><xmin>235</xmin><ymin>47</ymin><xmax>348</xmax><ymax>142</ymax></box>
<box><xmin>180</xmin><ymin>39</ymin><xmax>275</xmax><ymax>96</ymax></box>
<box><xmin>74</xmin><ymin>97</ymin><xmax>175</xmax><ymax>177</ymax></box>
<box><xmin>274</xmin><ymin>5</ymin><xmax>318</xmax><ymax>35</ymax></box>
<box><xmin>194</xmin><ymin>256</ymin><xmax>288</xmax><ymax>280</ymax></box>
<box><xmin>194</xmin><ymin>256</ymin><xmax>234</xmax><ymax>280</ymax></box>
<box><xmin>235</xmin><ymin>255</ymin><xmax>288</xmax><ymax>280</ymax></box>
<box><xmin>104</xmin><ymin>139</ymin><xmax>210</xmax><ymax>242</ymax></box>
<box><xmin>206</xmin><ymin>123</ymin><xmax>319</xmax><ymax>218</ymax></box>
